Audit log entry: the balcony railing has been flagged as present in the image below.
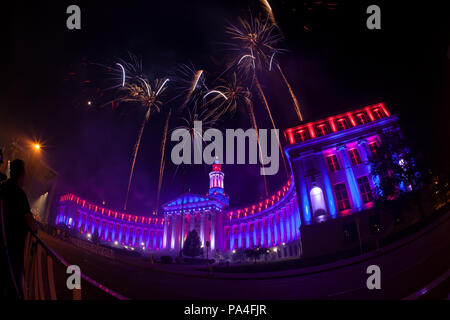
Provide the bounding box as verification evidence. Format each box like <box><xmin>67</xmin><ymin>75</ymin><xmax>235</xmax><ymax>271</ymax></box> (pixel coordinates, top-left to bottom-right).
<box><xmin>1</xmin><ymin>200</ymin><xmax>128</xmax><ymax>300</ymax></box>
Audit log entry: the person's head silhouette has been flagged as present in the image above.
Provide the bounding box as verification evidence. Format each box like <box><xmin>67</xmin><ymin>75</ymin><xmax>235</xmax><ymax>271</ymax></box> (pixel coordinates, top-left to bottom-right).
<box><xmin>10</xmin><ymin>159</ymin><xmax>25</xmax><ymax>187</ymax></box>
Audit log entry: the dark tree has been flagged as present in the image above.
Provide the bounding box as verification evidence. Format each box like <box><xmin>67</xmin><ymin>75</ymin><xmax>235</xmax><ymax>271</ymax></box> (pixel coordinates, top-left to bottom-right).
<box><xmin>91</xmin><ymin>230</ymin><xmax>100</xmax><ymax>245</ymax></box>
<box><xmin>368</xmin><ymin>131</ymin><xmax>421</xmax><ymax>202</ymax></box>
<box><xmin>182</xmin><ymin>229</ymin><xmax>202</xmax><ymax>257</ymax></box>
<box><xmin>245</xmin><ymin>247</ymin><xmax>264</xmax><ymax>264</ymax></box>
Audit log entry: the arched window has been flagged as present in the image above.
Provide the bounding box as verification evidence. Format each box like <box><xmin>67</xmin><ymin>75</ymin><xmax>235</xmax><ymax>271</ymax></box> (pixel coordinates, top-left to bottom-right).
<box><xmin>310</xmin><ymin>187</ymin><xmax>327</xmax><ymax>216</ymax></box>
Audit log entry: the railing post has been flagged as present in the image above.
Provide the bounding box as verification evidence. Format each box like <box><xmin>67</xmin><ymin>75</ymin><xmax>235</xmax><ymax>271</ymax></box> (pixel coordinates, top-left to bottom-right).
<box><xmin>73</xmin><ymin>288</ymin><xmax>82</xmax><ymax>300</ymax></box>
<box><xmin>46</xmin><ymin>256</ymin><xmax>57</xmax><ymax>300</ymax></box>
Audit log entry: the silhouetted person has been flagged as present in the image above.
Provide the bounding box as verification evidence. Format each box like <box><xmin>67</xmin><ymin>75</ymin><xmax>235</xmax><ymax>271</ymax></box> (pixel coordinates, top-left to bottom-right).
<box><xmin>0</xmin><ymin>159</ymin><xmax>37</xmax><ymax>299</ymax></box>
<box><xmin>0</xmin><ymin>149</ymin><xmax>7</xmax><ymax>183</ymax></box>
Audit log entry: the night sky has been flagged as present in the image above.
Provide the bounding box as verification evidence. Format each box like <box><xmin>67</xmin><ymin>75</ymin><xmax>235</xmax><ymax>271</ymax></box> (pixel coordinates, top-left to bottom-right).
<box><xmin>2</xmin><ymin>0</ymin><xmax>449</xmax><ymax>217</ymax></box>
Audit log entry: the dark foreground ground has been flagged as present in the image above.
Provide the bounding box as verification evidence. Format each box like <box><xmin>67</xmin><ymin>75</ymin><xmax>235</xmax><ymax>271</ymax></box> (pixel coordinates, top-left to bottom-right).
<box><xmin>41</xmin><ymin>211</ymin><xmax>450</xmax><ymax>300</ymax></box>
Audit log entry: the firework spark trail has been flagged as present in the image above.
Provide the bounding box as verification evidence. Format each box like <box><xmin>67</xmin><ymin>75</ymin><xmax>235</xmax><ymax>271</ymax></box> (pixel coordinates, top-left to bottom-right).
<box><xmin>179</xmin><ymin>70</ymin><xmax>203</xmax><ymax>112</ymax></box>
<box><xmin>277</xmin><ymin>64</ymin><xmax>304</xmax><ymax>122</ymax></box>
<box><xmin>156</xmin><ymin>78</ymin><xmax>170</xmax><ymax>96</ymax></box>
<box><xmin>238</xmin><ymin>54</ymin><xmax>255</xmax><ymax>65</ymax></box>
<box><xmin>155</xmin><ymin>109</ymin><xmax>172</xmax><ymax>214</ymax></box>
<box><xmin>116</xmin><ymin>63</ymin><xmax>126</xmax><ymax>87</ymax></box>
<box><xmin>260</xmin><ymin>0</ymin><xmax>279</xmax><ymax>29</ymax></box>
<box><xmin>247</xmin><ymin>101</ymin><xmax>269</xmax><ymax>197</ymax></box>
<box><xmin>138</xmin><ymin>77</ymin><xmax>151</xmax><ymax>96</ymax></box>
<box><xmin>269</xmin><ymin>52</ymin><xmax>276</xmax><ymax>71</ymax></box>
<box><xmin>254</xmin><ymin>74</ymin><xmax>289</xmax><ymax>178</ymax></box>
<box><xmin>203</xmin><ymin>90</ymin><xmax>228</xmax><ymax>101</ymax></box>
<box><xmin>124</xmin><ymin>108</ymin><xmax>151</xmax><ymax>211</ymax></box>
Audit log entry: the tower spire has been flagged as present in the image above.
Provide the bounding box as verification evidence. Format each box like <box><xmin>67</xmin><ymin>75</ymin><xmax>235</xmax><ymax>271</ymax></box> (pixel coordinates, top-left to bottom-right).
<box><xmin>207</xmin><ymin>157</ymin><xmax>229</xmax><ymax>206</ymax></box>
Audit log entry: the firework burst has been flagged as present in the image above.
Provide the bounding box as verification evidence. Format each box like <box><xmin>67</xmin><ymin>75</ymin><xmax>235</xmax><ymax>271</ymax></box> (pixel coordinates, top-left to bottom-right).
<box><xmin>111</xmin><ymin>70</ymin><xmax>169</xmax><ymax>211</ymax></box>
<box><xmin>226</xmin><ymin>15</ymin><xmax>283</xmax><ymax>73</ymax></box>
<box><xmin>172</xmin><ymin>64</ymin><xmax>208</xmax><ymax>113</ymax></box>
<box><xmin>205</xmin><ymin>73</ymin><xmax>251</xmax><ymax>120</ymax></box>
<box><xmin>227</xmin><ymin>15</ymin><xmax>304</xmax><ymax>123</ymax></box>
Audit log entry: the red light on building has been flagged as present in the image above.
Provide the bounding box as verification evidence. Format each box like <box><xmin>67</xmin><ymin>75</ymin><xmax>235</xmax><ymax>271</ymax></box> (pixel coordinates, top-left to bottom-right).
<box><xmin>285</xmin><ymin>103</ymin><xmax>390</xmax><ymax>145</ymax></box>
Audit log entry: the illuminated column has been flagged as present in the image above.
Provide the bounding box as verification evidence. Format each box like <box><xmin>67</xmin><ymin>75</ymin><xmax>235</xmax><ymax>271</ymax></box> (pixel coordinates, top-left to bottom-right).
<box><xmin>190</xmin><ymin>213</ymin><xmax>195</xmax><ymax>231</ymax></box>
<box><xmin>317</xmin><ymin>154</ymin><xmax>337</xmax><ymax>218</ymax></box>
<box><xmin>279</xmin><ymin>211</ymin><xmax>285</xmax><ymax>243</ymax></box>
<box><xmin>83</xmin><ymin>215</ymin><xmax>87</xmax><ymax>233</ymax></box>
<box><xmin>260</xmin><ymin>218</ymin><xmax>265</xmax><ymax>247</ymax></box>
<box><xmin>145</xmin><ymin>230</ymin><xmax>150</xmax><ymax>248</ymax></box>
<box><xmin>238</xmin><ymin>224</ymin><xmax>243</xmax><ymax>248</ymax></box>
<box><xmin>139</xmin><ymin>228</ymin><xmax>144</xmax><ymax>246</ymax></box>
<box><xmin>171</xmin><ymin>215</ymin><xmax>176</xmax><ymax>250</ymax></box>
<box><xmin>274</xmin><ymin>214</ymin><xmax>280</xmax><ymax>245</ymax></box>
<box><xmin>210</xmin><ymin>214</ymin><xmax>216</xmax><ymax>250</ymax></box>
<box><xmin>295</xmin><ymin>161</ymin><xmax>312</xmax><ymax>225</ymax></box>
<box><xmin>90</xmin><ymin>217</ymin><xmax>95</xmax><ymax>235</ymax></box>
<box><xmin>98</xmin><ymin>220</ymin><xmax>103</xmax><ymax>239</ymax></box>
<box><xmin>230</xmin><ymin>225</ymin><xmax>235</xmax><ymax>250</ymax></box>
<box><xmin>181</xmin><ymin>214</ymin><xmax>186</xmax><ymax>245</ymax></box>
<box><xmin>108</xmin><ymin>223</ymin><xmax>113</xmax><ymax>241</ymax></box>
<box><xmin>358</xmin><ymin>139</ymin><xmax>371</xmax><ymax>163</ymax></box>
<box><xmin>200</xmin><ymin>214</ymin><xmax>205</xmax><ymax>246</ymax></box>
<box><xmin>131</xmin><ymin>228</ymin><xmax>136</xmax><ymax>246</ymax></box>
<box><xmin>245</xmin><ymin>222</ymin><xmax>250</xmax><ymax>248</ymax></box>
<box><xmin>338</xmin><ymin>145</ymin><xmax>363</xmax><ymax>211</ymax></box>
<box><xmin>358</xmin><ymin>139</ymin><xmax>376</xmax><ymax>190</ymax></box>
<box><xmin>163</xmin><ymin>217</ymin><xmax>168</xmax><ymax>249</ymax></box>
<box><xmin>286</xmin><ymin>206</ymin><xmax>292</xmax><ymax>241</ymax></box>
<box><xmin>285</xmin><ymin>208</ymin><xmax>291</xmax><ymax>242</ymax></box>
<box><xmin>296</xmin><ymin>200</ymin><xmax>301</xmax><ymax>230</ymax></box>
<box><xmin>77</xmin><ymin>210</ymin><xmax>83</xmax><ymax>230</ymax></box>
<box><xmin>98</xmin><ymin>220</ymin><xmax>106</xmax><ymax>240</ymax></box>
<box><xmin>124</xmin><ymin>226</ymin><xmax>130</xmax><ymax>245</ymax></box>
<box><xmin>152</xmin><ymin>231</ymin><xmax>157</xmax><ymax>249</ymax></box>
<box><xmin>252</xmin><ymin>221</ymin><xmax>257</xmax><ymax>247</ymax></box>
<box><xmin>118</xmin><ymin>224</ymin><xmax>123</xmax><ymax>243</ymax></box>
<box><xmin>290</xmin><ymin>202</ymin><xmax>297</xmax><ymax>238</ymax></box>
<box><xmin>288</xmin><ymin>208</ymin><xmax>293</xmax><ymax>241</ymax></box>
<box><xmin>267</xmin><ymin>215</ymin><xmax>272</xmax><ymax>246</ymax></box>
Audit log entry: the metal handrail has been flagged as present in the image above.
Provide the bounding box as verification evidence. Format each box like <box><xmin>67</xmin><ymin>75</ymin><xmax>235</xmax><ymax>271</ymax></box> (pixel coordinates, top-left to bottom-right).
<box><xmin>29</xmin><ymin>231</ymin><xmax>129</xmax><ymax>299</ymax></box>
<box><xmin>1</xmin><ymin>199</ymin><xmax>128</xmax><ymax>300</ymax></box>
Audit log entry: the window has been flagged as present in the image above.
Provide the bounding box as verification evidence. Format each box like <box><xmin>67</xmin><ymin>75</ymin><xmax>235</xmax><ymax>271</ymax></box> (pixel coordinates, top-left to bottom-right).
<box><xmin>348</xmin><ymin>148</ymin><xmax>362</xmax><ymax>166</ymax></box>
<box><xmin>336</xmin><ymin>118</ymin><xmax>349</xmax><ymax>130</ymax></box>
<box><xmin>355</xmin><ymin>112</ymin><xmax>368</xmax><ymax>124</ymax></box>
<box><xmin>296</xmin><ymin>129</ymin><xmax>309</xmax><ymax>142</ymax></box>
<box><xmin>372</xmin><ymin>108</ymin><xmax>384</xmax><ymax>120</ymax></box>
<box><xmin>326</xmin><ymin>155</ymin><xmax>341</xmax><ymax>172</ymax></box>
<box><xmin>315</xmin><ymin>123</ymin><xmax>330</xmax><ymax>136</ymax></box>
<box><xmin>368</xmin><ymin>142</ymin><xmax>378</xmax><ymax>156</ymax></box>
<box><xmin>357</xmin><ymin>176</ymin><xmax>374</xmax><ymax>203</ymax></box>
<box><xmin>317</xmin><ymin>125</ymin><xmax>326</xmax><ymax>136</ymax></box>
<box><xmin>334</xmin><ymin>183</ymin><xmax>351</xmax><ymax>211</ymax></box>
